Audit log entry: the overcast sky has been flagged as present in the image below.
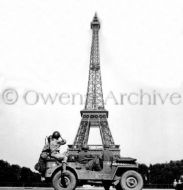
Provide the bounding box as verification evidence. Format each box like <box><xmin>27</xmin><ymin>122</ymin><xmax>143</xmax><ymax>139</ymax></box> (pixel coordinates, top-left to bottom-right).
<box><xmin>0</xmin><ymin>0</ymin><xmax>183</xmax><ymax>170</ymax></box>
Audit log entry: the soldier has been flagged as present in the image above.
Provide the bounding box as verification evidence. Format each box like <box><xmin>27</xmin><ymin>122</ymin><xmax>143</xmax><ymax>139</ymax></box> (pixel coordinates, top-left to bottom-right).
<box><xmin>40</xmin><ymin>135</ymin><xmax>52</xmax><ymax>159</ymax></box>
<box><xmin>34</xmin><ymin>135</ymin><xmax>52</xmax><ymax>178</ymax></box>
<box><xmin>78</xmin><ymin>145</ymin><xmax>92</xmax><ymax>164</ymax></box>
<box><xmin>86</xmin><ymin>155</ymin><xmax>102</xmax><ymax>171</ymax></box>
<box><xmin>87</xmin><ymin>144</ymin><xmax>114</xmax><ymax>171</ymax></box>
<box><xmin>78</xmin><ymin>145</ymin><xmax>102</xmax><ymax>171</ymax></box>
<box><xmin>101</xmin><ymin>144</ymin><xmax>113</xmax><ymax>174</ymax></box>
<box><xmin>49</xmin><ymin>131</ymin><xmax>67</xmax><ymax>173</ymax></box>
<box><xmin>102</xmin><ymin>144</ymin><xmax>113</xmax><ymax>162</ymax></box>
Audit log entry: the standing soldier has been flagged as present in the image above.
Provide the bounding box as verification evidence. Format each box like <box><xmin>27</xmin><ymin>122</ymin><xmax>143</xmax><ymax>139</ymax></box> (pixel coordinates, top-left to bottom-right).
<box><xmin>49</xmin><ymin>131</ymin><xmax>67</xmax><ymax>173</ymax></box>
<box><xmin>34</xmin><ymin>135</ymin><xmax>52</xmax><ymax>179</ymax></box>
<box><xmin>102</xmin><ymin>144</ymin><xmax>114</xmax><ymax>190</ymax></box>
<box><xmin>102</xmin><ymin>144</ymin><xmax>113</xmax><ymax>163</ymax></box>
<box><xmin>40</xmin><ymin>135</ymin><xmax>52</xmax><ymax>159</ymax></box>
<box><xmin>102</xmin><ymin>144</ymin><xmax>113</xmax><ymax>173</ymax></box>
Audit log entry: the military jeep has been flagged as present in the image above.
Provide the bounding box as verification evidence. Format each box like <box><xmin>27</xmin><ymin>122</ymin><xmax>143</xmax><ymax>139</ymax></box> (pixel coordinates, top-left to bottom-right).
<box><xmin>44</xmin><ymin>145</ymin><xmax>143</xmax><ymax>190</ymax></box>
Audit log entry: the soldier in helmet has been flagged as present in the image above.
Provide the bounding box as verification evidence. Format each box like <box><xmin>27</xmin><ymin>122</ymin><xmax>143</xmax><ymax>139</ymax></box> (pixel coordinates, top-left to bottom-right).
<box><xmin>50</xmin><ymin>131</ymin><xmax>67</xmax><ymax>160</ymax></box>
<box><xmin>49</xmin><ymin>131</ymin><xmax>67</xmax><ymax>172</ymax></box>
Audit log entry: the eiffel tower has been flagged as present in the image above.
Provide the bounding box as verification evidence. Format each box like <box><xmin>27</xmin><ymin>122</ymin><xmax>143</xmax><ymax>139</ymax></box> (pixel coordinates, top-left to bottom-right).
<box><xmin>68</xmin><ymin>14</ymin><xmax>120</xmax><ymax>156</ymax></box>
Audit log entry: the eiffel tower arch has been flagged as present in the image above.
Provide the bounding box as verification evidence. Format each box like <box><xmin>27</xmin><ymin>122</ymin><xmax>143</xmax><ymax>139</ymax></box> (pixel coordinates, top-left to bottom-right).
<box><xmin>68</xmin><ymin>14</ymin><xmax>120</xmax><ymax>157</ymax></box>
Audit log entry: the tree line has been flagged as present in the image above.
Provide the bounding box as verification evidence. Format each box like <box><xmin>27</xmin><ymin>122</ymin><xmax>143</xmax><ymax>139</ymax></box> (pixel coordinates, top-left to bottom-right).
<box><xmin>0</xmin><ymin>159</ymin><xmax>183</xmax><ymax>187</ymax></box>
<box><xmin>0</xmin><ymin>160</ymin><xmax>45</xmax><ymax>186</ymax></box>
<box><xmin>139</xmin><ymin>160</ymin><xmax>183</xmax><ymax>188</ymax></box>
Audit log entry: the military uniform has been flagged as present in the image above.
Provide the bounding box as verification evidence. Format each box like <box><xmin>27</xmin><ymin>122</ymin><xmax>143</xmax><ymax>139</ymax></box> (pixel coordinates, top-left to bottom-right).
<box><xmin>50</xmin><ymin>138</ymin><xmax>67</xmax><ymax>162</ymax></box>
<box><xmin>102</xmin><ymin>148</ymin><xmax>113</xmax><ymax>162</ymax></box>
<box><xmin>102</xmin><ymin>145</ymin><xmax>113</xmax><ymax>173</ymax></box>
<box><xmin>35</xmin><ymin>136</ymin><xmax>51</xmax><ymax>174</ymax></box>
<box><xmin>78</xmin><ymin>145</ymin><xmax>102</xmax><ymax>171</ymax></box>
<box><xmin>40</xmin><ymin>142</ymin><xmax>50</xmax><ymax>159</ymax></box>
<box><xmin>86</xmin><ymin>155</ymin><xmax>102</xmax><ymax>171</ymax></box>
<box><xmin>78</xmin><ymin>150</ymin><xmax>93</xmax><ymax>164</ymax></box>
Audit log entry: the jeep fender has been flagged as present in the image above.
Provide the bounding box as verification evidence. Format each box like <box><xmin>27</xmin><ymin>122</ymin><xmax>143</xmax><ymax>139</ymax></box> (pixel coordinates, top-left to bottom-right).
<box><xmin>112</xmin><ymin>165</ymin><xmax>138</xmax><ymax>179</ymax></box>
<box><xmin>46</xmin><ymin>165</ymin><xmax>78</xmax><ymax>180</ymax></box>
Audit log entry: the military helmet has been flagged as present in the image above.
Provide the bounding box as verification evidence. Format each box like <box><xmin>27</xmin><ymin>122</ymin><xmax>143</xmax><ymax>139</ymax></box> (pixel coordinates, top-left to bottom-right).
<box><xmin>52</xmin><ymin>131</ymin><xmax>61</xmax><ymax>139</ymax></box>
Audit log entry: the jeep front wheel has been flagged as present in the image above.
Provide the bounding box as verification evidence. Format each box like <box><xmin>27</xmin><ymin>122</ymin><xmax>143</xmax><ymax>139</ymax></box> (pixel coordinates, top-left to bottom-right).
<box><xmin>52</xmin><ymin>170</ymin><xmax>76</xmax><ymax>190</ymax></box>
<box><xmin>120</xmin><ymin>170</ymin><xmax>143</xmax><ymax>190</ymax></box>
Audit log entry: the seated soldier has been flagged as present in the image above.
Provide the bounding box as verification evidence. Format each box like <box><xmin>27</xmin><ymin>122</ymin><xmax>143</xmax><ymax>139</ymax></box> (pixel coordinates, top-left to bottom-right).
<box><xmin>78</xmin><ymin>145</ymin><xmax>93</xmax><ymax>164</ymax></box>
<box><xmin>78</xmin><ymin>145</ymin><xmax>101</xmax><ymax>171</ymax></box>
<box><xmin>86</xmin><ymin>155</ymin><xmax>102</xmax><ymax>171</ymax></box>
<box><xmin>87</xmin><ymin>144</ymin><xmax>114</xmax><ymax>171</ymax></box>
<box><xmin>49</xmin><ymin>131</ymin><xmax>68</xmax><ymax>173</ymax></box>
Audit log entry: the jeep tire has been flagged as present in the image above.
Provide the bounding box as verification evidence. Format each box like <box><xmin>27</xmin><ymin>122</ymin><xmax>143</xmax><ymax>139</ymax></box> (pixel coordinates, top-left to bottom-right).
<box><xmin>119</xmin><ymin>170</ymin><xmax>143</xmax><ymax>190</ymax></box>
<box><xmin>52</xmin><ymin>170</ymin><xmax>76</xmax><ymax>190</ymax></box>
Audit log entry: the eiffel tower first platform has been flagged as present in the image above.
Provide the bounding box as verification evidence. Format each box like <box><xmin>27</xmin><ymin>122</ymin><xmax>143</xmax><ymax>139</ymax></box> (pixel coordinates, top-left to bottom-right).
<box><xmin>68</xmin><ymin>14</ymin><xmax>120</xmax><ymax>157</ymax></box>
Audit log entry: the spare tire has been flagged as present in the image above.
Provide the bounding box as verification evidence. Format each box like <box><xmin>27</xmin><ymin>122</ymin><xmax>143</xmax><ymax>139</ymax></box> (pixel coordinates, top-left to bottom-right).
<box><xmin>52</xmin><ymin>170</ymin><xmax>76</xmax><ymax>190</ymax></box>
<box><xmin>120</xmin><ymin>170</ymin><xmax>143</xmax><ymax>190</ymax></box>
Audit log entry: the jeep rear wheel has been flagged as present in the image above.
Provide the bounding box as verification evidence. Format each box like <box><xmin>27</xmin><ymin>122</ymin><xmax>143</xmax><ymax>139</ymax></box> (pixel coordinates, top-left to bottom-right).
<box><xmin>52</xmin><ymin>170</ymin><xmax>76</xmax><ymax>190</ymax></box>
<box><xmin>120</xmin><ymin>170</ymin><xmax>143</xmax><ymax>190</ymax></box>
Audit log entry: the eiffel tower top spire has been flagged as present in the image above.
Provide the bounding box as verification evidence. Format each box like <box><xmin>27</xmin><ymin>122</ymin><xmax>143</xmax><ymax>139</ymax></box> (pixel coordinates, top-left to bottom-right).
<box><xmin>85</xmin><ymin>13</ymin><xmax>104</xmax><ymax>110</ymax></box>
<box><xmin>91</xmin><ymin>12</ymin><xmax>100</xmax><ymax>29</ymax></box>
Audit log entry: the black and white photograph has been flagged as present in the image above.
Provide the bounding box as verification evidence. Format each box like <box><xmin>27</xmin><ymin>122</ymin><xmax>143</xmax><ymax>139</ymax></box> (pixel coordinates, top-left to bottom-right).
<box><xmin>0</xmin><ymin>0</ymin><xmax>183</xmax><ymax>190</ymax></box>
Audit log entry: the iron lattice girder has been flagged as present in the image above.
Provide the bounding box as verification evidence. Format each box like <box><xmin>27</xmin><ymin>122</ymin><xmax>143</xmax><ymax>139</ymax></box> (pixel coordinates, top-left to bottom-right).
<box><xmin>73</xmin><ymin>110</ymin><xmax>115</xmax><ymax>147</ymax></box>
<box><xmin>85</xmin><ymin>15</ymin><xmax>104</xmax><ymax>110</ymax></box>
